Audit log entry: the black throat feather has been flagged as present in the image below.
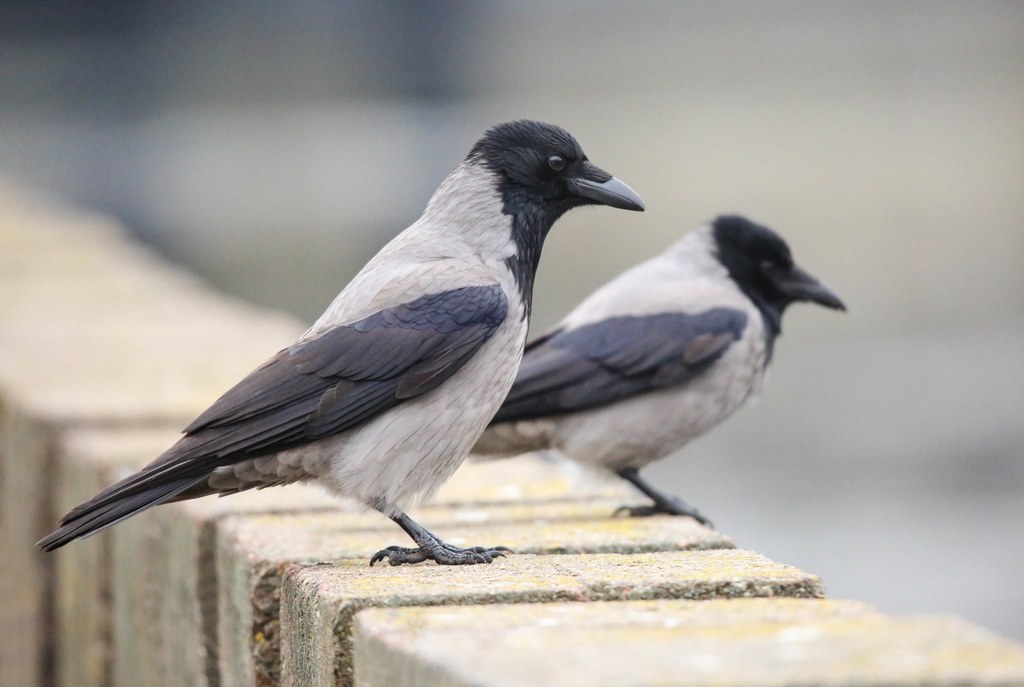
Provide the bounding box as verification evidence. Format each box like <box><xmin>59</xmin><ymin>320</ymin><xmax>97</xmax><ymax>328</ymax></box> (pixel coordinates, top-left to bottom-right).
<box><xmin>737</xmin><ymin>289</ymin><xmax>782</xmax><ymax>362</ymax></box>
<box><xmin>466</xmin><ymin>120</ymin><xmax>590</xmax><ymax>321</ymax></box>
<box><xmin>500</xmin><ymin>189</ymin><xmax>560</xmax><ymax>320</ymax></box>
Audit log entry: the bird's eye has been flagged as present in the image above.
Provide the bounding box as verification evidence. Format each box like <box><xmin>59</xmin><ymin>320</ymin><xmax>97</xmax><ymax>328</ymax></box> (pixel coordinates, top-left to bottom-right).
<box><xmin>547</xmin><ymin>155</ymin><xmax>566</xmax><ymax>172</ymax></box>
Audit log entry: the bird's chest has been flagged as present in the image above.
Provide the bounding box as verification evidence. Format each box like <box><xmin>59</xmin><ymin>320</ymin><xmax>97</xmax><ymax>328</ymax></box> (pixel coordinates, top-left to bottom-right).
<box><xmin>703</xmin><ymin>324</ymin><xmax>769</xmax><ymax>413</ymax></box>
<box><xmin>661</xmin><ymin>321</ymin><xmax>768</xmax><ymax>439</ymax></box>
<box><xmin>445</xmin><ymin>299</ymin><xmax>529</xmax><ymax>412</ymax></box>
<box><xmin>563</xmin><ymin>317</ymin><xmax>769</xmax><ymax>468</ymax></box>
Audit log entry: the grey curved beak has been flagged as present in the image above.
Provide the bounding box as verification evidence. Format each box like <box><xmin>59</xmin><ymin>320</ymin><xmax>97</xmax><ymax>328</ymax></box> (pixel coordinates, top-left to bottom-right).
<box><xmin>568</xmin><ymin>176</ymin><xmax>646</xmax><ymax>212</ymax></box>
<box><xmin>778</xmin><ymin>266</ymin><xmax>846</xmax><ymax>311</ymax></box>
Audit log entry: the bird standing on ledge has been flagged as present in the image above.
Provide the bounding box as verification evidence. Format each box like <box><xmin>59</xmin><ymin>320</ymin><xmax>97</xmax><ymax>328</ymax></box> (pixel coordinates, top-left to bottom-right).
<box><xmin>475</xmin><ymin>215</ymin><xmax>844</xmax><ymax>526</ymax></box>
<box><xmin>37</xmin><ymin>120</ymin><xmax>645</xmax><ymax>566</ymax></box>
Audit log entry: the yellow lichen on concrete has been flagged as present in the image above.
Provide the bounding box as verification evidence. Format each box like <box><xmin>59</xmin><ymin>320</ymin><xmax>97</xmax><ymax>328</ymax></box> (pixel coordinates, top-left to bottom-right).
<box><xmin>437</xmin><ymin>453</ymin><xmax>634</xmax><ymax>504</ymax></box>
<box><xmin>216</xmin><ymin>506</ymin><xmax>731</xmax><ymax>568</ymax></box>
<box><xmin>353</xmin><ymin>600</ymin><xmax>1024</xmax><ymax>687</ymax></box>
<box><xmin>280</xmin><ymin>551</ymin><xmax>822</xmax><ymax>687</ymax></box>
<box><xmin>358</xmin><ymin>596</ymin><xmax>875</xmax><ymax>632</ymax></box>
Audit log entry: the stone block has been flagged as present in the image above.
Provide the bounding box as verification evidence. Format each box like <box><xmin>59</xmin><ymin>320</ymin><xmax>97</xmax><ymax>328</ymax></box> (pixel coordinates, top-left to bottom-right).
<box><xmin>217</xmin><ymin>488</ymin><xmax>731</xmax><ymax>687</ymax></box>
<box><xmin>212</xmin><ymin>452</ymin><xmax>725</xmax><ymax>687</ymax></box>
<box><xmin>0</xmin><ymin>408</ymin><xmax>53</xmax><ymax>687</ymax></box>
<box><xmin>0</xmin><ymin>181</ymin><xmax>302</xmax><ymax>687</ymax></box>
<box><xmin>354</xmin><ymin>598</ymin><xmax>1024</xmax><ymax>687</ymax></box>
<box><xmin>49</xmin><ymin>427</ymin><xmax>335</xmax><ymax>687</ymax></box>
<box><xmin>440</xmin><ymin>453</ymin><xmax>633</xmax><ymax>505</ymax></box>
<box><xmin>281</xmin><ymin>550</ymin><xmax>823</xmax><ymax>687</ymax></box>
<box><xmin>0</xmin><ymin>181</ymin><xmax>303</xmax><ymax>429</ymax></box>
<box><xmin>52</xmin><ymin>427</ymin><xmax>182</xmax><ymax>687</ymax></box>
<box><xmin>110</xmin><ymin>483</ymin><xmax>341</xmax><ymax>687</ymax></box>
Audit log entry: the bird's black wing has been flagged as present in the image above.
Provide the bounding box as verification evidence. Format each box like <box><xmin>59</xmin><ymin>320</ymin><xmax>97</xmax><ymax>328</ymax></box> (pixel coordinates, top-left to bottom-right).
<box><xmin>181</xmin><ymin>283</ymin><xmax>508</xmax><ymax>447</ymax></box>
<box><xmin>38</xmin><ymin>284</ymin><xmax>508</xmax><ymax>550</ymax></box>
<box><xmin>492</xmin><ymin>308</ymin><xmax>747</xmax><ymax>423</ymax></box>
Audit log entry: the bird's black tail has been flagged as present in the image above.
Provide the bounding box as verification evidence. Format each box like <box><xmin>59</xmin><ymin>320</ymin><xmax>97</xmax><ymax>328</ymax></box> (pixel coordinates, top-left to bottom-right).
<box><xmin>36</xmin><ymin>474</ymin><xmax>206</xmax><ymax>552</ymax></box>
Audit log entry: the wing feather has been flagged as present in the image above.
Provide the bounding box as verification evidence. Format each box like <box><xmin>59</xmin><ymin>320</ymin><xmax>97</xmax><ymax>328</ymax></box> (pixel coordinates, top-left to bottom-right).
<box><xmin>492</xmin><ymin>308</ymin><xmax>746</xmax><ymax>424</ymax></box>
<box><xmin>37</xmin><ymin>284</ymin><xmax>509</xmax><ymax>551</ymax></box>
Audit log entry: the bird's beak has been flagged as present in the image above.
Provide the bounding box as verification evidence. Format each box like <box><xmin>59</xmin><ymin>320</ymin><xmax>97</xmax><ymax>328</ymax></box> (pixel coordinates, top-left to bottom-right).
<box><xmin>567</xmin><ymin>163</ymin><xmax>646</xmax><ymax>212</ymax></box>
<box><xmin>775</xmin><ymin>265</ymin><xmax>846</xmax><ymax>311</ymax></box>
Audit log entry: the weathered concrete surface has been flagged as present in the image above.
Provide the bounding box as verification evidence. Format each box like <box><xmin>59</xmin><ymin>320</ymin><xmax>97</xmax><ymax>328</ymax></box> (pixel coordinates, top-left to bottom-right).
<box><xmin>44</xmin><ymin>408</ymin><xmax>647</xmax><ymax>687</ymax></box>
<box><xmin>440</xmin><ymin>452</ymin><xmax>633</xmax><ymax>505</ymax></box>
<box><xmin>354</xmin><ymin>598</ymin><xmax>1024</xmax><ymax>687</ymax></box>
<box><xmin>55</xmin><ymin>432</ymin><xmax>342</xmax><ymax>687</ymax></box>
<box><xmin>0</xmin><ymin>407</ymin><xmax>55</xmax><ymax>687</ymax></box>
<box><xmin>213</xmin><ymin>452</ymin><xmax>728</xmax><ymax>687</ymax></box>
<box><xmin>50</xmin><ymin>424</ymin><xmax>353</xmax><ymax>687</ymax></box>
<box><xmin>217</xmin><ymin>509</ymin><xmax>730</xmax><ymax>687</ymax></box>
<box><xmin>111</xmin><ymin>484</ymin><xmax>342</xmax><ymax>687</ymax></box>
<box><xmin>0</xmin><ymin>182</ymin><xmax>302</xmax><ymax>687</ymax></box>
<box><xmin>52</xmin><ymin>427</ymin><xmax>181</xmax><ymax>687</ymax></box>
<box><xmin>96</xmin><ymin>452</ymin><xmax>645</xmax><ymax>687</ymax></box>
<box><xmin>280</xmin><ymin>551</ymin><xmax>823</xmax><ymax>687</ymax></box>
<box><xmin>63</xmin><ymin>433</ymin><xmax>333</xmax><ymax>687</ymax></box>
<box><xmin>222</xmin><ymin>502</ymin><xmax>728</xmax><ymax>563</ymax></box>
<box><xmin>130</xmin><ymin>455</ymin><xmax>623</xmax><ymax>687</ymax></box>
<box><xmin>0</xmin><ymin>187</ymin><xmax>303</xmax><ymax>425</ymax></box>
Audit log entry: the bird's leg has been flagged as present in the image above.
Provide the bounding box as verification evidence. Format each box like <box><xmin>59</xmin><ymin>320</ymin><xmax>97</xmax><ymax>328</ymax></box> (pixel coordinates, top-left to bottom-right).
<box><xmin>612</xmin><ymin>467</ymin><xmax>713</xmax><ymax>527</ymax></box>
<box><xmin>369</xmin><ymin>511</ymin><xmax>512</xmax><ymax>566</ymax></box>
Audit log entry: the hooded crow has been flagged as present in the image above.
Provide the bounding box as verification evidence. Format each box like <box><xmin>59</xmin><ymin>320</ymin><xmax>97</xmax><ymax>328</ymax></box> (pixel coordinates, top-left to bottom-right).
<box><xmin>37</xmin><ymin>120</ymin><xmax>645</xmax><ymax>566</ymax></box>
<box><xmin>475</xmin><ymin>215</ymin><xmax>844</xmax><ymax>525</ymax></box>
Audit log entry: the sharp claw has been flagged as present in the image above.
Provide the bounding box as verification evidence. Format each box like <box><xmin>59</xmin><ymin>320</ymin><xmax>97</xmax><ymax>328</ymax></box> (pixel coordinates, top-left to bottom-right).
<box><xmin>370</xmin><ymin>545</ymin><xmax>425</xmax><ymax>566</ymax></box>
<box><xmin>612</xmin><ymin>502</ymin><xmax>712</xmax><ymax>526</ymax></box>
<box><xmin>370</xmin><ymin>535</ymin><xmax>513</xmax><ymax>566</ymax></box>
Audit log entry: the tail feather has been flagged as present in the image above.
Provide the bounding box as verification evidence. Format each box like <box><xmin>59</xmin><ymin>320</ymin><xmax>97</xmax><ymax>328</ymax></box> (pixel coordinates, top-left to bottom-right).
<box><xmin>36</xmin><ymin>475</ymin><xmax>206</xmax><ymax>551</ymax></box>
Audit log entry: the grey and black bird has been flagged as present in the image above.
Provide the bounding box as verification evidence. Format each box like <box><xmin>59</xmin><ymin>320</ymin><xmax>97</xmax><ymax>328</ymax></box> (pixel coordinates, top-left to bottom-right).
<box><xmin>475</xmin><ymin>215</ymin><xmax>844</xmax><ymax>525</ymax></box>
<box><xmin>37</xmin><ymin>120</ymin><xmax>645</xmax><ymax>565</ymax></box>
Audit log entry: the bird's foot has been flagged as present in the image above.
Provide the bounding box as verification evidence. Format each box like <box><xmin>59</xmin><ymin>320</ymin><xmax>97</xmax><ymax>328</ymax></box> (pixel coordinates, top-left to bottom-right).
<box><xmin>371</xmin><ymin>510</ymin><xmax>512</xmax><ymax>566</ymax></box>
<box><xmin>370</xmin><ymin>541</ymin><xmax>512</xmax><ymax>567</ymax></box>
<box><xmin>613</xmin><ymin>499</ymin><xmax>713</xmax><ymax>528</ymax></box>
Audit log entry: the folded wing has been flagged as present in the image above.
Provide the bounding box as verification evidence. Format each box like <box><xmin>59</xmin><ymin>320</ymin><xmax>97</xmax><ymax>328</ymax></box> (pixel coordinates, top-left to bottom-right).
<box><xmin>38</xmin><ymin>284</ymin><xmax>508</xmax><ymax>550</ymax></box>
<box><xmin>492</xmin><ymin>308</ymin><xmax>746</xmax><ymax>424</ymax></box>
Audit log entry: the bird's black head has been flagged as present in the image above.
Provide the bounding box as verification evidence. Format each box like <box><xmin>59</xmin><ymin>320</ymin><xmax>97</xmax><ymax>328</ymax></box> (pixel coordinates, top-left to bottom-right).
<box><xmin>712</xmin><ymin>215</ymin><xmax>845</xmax><ymax>343</ymax></box>
<box><xmin>468</xmin><ymin>120</ymin><xmax>646</xmax><ymax>219</ymax></box>
<box><xmin>467</xmin><ymin>120</ymin><xmax>645</xmax><ymax>316</ymax></box>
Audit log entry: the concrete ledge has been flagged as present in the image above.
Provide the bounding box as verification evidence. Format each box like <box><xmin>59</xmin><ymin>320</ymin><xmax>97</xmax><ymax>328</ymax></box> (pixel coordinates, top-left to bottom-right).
<box><xmin>353</xmin><ymin>598</ymin><xmax>1024</xmax><ymax>687</ymax></box>
<box><xmin>0</xmin><ymin>407</ymin><xmax>57</xmax><ymax>687</ymax></box>
<box><xmin>0</xmin><ymin>181</ymin><xmax>300</xmax><ymax>687</ymax></box>
<box><xmin>280</xmin><ymin>550</ymin><xmax>823</xmax><ymax>687</ymax></box>
<box><xmin>53</xmin><ymin>428</ymin><xmax>342</xmax><ymax>687</ymax></box>
<box><xmin>216</xmin><ymin>488</ymin><xmax>731</xmax><ymax>687</ymax></box>
<box><xmin>52</xmin><ymin>427</ymin><xmax>182</xmax><ymax>687</ymax></box>
<box><xmin>6</xmin><ymin>181</ymin><xmax>1024</xmax><ymax>687</ymax></box>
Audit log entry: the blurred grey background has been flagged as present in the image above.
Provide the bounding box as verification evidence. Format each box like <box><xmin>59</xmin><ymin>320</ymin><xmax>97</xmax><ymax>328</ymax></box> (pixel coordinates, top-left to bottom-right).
<box><xmin>3</xmin><ymin>1</ymin><xmax>1022</xmax><ymax>640</ymax></box>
